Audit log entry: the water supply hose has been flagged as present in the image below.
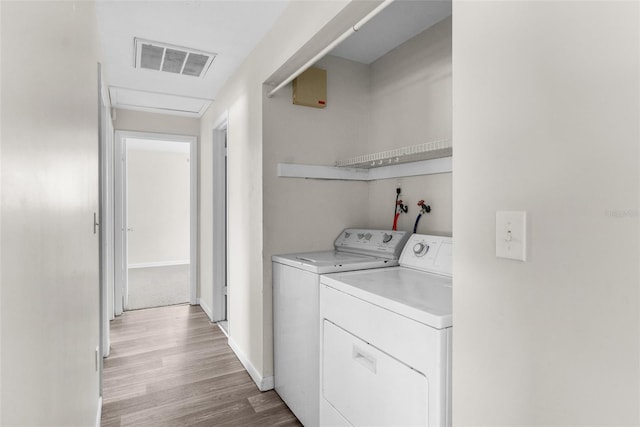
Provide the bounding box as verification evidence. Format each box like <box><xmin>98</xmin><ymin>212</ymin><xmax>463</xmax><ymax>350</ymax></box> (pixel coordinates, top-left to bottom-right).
<box><xmin>413</xmin><ymin>200</ymin><xmax>431</xmax><ymax>233</ymax></box>
<box><xmin>413</xmin><ymin>214</ymin><xmax>422</xmax><ymax>233</ymax></box>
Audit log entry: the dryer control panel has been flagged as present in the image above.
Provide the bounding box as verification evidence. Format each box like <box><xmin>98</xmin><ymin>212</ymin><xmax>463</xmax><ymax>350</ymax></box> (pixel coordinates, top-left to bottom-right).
<box><xmin>334</xmin><ymin>229</ymin><xmax>409</xmax><ymax>259</ymax></box>
<box><xmin>399</xmin><ymin>234</ymin><xmax>452</xmax><ymax>277</ymax></box>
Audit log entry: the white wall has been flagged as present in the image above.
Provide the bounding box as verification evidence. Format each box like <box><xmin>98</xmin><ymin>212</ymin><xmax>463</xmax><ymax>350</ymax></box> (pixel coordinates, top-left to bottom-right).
<box><xmin>1</xmin><ymin>1</ymin><xmax>101</xmax><ymax>425</ymax></box>
<box><xmin>127</xmin><ymin>148</ymin><xmax>190</xmax><ymax>265</ymax></box>
<box><xmin>263</xmin><ymin>54</ymin><xmax>372</xmax><ymax>377</ymax></box>
<box><xmin>367</xmin><ymin>17</ymin><xmax>452</xmax><ymax>235</ymax></box>
<box><xmin>264</xmin><ymin>54</ymin><xmax>371</xmax><ymax>258</ymax></box>
<box><xmin>113</xmin><ymin>109</ymin><xmax>200</xmax><ymax>137</ymax></box>
<box><xmin>453</xmin><ymin>1</ymin><xmax>639</xmax><ymax>424</ymax></box>
<box><xmin>199</xmin><ymin>0</ymin><xmax>370</xmax><ymax>387</ymax></box>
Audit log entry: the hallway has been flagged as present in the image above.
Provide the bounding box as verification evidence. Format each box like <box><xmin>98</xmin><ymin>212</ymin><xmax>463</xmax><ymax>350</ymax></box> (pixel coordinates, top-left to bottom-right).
<box><xmin>101</xmin><ymin>304</ymin><xmax>300</xmax><ymax>426</ymax></box>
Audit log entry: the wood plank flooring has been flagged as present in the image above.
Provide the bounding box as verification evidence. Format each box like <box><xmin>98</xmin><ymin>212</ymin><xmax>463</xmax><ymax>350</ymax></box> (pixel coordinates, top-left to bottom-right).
<box><xmin>101</xmin><ymin>304</ymin><xmax>301</xmax><ymax>427</ymax></box>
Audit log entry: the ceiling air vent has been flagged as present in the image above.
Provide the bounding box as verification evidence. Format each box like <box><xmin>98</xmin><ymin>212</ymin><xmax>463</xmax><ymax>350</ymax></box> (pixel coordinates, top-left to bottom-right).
<box><xmin>134</xmin><ymin>38</ymin><xmax>216</xmax><ymax>78</ymax></box>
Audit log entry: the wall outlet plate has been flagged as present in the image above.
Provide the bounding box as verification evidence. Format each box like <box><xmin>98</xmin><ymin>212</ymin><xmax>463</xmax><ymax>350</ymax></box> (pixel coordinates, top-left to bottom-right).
<box><xmin>496</xmin><ymin>211</ymin><xmax>527</xmax><ymax>261</ymax></box>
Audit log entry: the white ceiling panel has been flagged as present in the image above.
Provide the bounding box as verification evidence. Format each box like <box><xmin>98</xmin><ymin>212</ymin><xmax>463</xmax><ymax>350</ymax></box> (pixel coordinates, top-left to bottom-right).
<box><xmin>109</xmin><ymin>86</ymin><xmax>212</xmax><ymax>117</ymax></box>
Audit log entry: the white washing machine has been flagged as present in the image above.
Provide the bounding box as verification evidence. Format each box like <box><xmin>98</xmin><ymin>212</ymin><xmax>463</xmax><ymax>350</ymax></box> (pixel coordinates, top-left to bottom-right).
<box><xmin>273</xmin><ymin>229</ymin><xmax>410</xmax><ymax>427</ymax></box>
<box><xmin>319</xmin><ymin>234</ymin><xmax>452</xmax><ymax>427</ymax></box>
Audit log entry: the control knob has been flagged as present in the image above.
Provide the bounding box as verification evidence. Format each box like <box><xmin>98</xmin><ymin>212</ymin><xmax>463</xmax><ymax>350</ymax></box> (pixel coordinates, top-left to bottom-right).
<box><xmin>357</xmin><ymin>233</ymin><xmax>365</xmax><ymax>239</ymax></box>
<box><xmin>382</xmin><ymin>233</ymin><xmax>393</xmax><ymax>243</ymax></box>
<box><xmin>413</xmin><ymin>242</ymin><xmax>429</xmax><ymax>257</ymax></box>
<box><xmin>364</xmin><ymin>233</ymin><xmax>372</xmax><ymax>240</ymax></box>
<box><xmin>344</xmin><ymin>232</ymin><xmax>351</xmax><ymax>238</ymax></box>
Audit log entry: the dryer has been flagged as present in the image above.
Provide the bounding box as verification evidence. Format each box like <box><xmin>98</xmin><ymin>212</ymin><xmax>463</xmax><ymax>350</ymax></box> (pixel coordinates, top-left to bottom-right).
<box><xmin>272</xmin><ymin>229</ymin><xmax>409</xmax><ymax>427</ymax></box>
<box><xmin>319</xmin><ymin>234</ymin><xmax>452</xmax><ymax>427</ymax></box>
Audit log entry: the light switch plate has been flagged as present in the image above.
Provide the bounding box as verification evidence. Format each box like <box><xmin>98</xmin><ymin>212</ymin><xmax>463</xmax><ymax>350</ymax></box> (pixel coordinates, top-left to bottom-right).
<box><xmin>496</xmin><ymin>211</ymin><xmax>527</xmax><ymax>261</ymax></box>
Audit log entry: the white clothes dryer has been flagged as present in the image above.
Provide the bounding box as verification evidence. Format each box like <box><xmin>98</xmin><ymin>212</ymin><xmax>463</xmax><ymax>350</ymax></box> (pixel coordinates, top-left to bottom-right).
<box><xmin>272</xmin><ymin>229</ymin><xmax>409</xmax><ymax>427</ymax></box>
<box><xmin>319</xmin><ymin>234</ymin><xmax>453</xmax><ymax>427</ymax></box>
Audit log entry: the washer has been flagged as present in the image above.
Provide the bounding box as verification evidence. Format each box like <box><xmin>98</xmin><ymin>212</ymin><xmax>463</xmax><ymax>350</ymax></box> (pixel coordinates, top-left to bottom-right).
<box><xmin>319</xmin><ymin>234</ymin><xmax>452</xmax><ymax>427</ymax></box>
<box><xmin>273</xmin><ymin>229</ymin><xmax>409</xmax><ymax>427</ymax></box>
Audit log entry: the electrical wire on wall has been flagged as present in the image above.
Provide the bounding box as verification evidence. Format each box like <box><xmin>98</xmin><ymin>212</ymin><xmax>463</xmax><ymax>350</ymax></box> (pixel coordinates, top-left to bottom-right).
<box><xmin>413</xmin><ymin>200</ymin><xmax>431</xmax><ymax>233</ymax></box>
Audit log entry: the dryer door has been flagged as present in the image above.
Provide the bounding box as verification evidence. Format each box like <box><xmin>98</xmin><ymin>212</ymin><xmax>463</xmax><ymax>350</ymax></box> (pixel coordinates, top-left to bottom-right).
<box><xmin>322</xmin><ymin>320</ymin><xmax>428</xmax><ymax>426</ymax></box>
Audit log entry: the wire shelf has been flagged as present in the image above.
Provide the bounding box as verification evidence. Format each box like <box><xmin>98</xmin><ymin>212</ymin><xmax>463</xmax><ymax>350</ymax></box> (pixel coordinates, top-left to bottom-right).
<box><xmin>335</xmin><ymin>139</ymin><xmax>452</xmax><ymax>169</ymax></box>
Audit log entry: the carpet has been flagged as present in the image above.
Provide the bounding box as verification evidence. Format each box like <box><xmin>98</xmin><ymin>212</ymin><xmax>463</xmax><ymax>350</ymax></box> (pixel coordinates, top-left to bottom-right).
<box><xmin>126</xmin><ymin>264</ymin><xmax>190</xmax><ymax>310</ymax></box>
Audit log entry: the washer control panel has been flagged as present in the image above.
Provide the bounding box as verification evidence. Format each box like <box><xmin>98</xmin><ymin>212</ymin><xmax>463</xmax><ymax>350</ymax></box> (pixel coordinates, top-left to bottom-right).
<box><xmin>399</xmin><ymin>234</ymin><xmax>452</xmax><ymax>276</ymax></box>
<box><xmin>334</xmin><ymin>229</ymin><xmax>410</xmax><ymax>259</ymax></box>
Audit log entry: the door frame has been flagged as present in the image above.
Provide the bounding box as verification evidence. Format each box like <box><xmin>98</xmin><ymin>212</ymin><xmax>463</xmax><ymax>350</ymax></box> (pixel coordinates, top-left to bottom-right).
<box><xmin>211</xmin><ymin>114</ymin><xmax>228</xmax><ymax>322</ymax></box>
<box><xmin>114</xmin><ymin>130</ymin><xmax>198</xmax><ymax>313</ymax></box>
<box><xmin>98</xmin><ymin>64</ymin><xmax>113</xmax><ymax>359</ymax></box>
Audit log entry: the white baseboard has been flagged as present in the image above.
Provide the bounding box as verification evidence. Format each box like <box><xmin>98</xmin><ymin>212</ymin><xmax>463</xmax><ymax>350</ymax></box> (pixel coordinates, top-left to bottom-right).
<box><xmin>227</xmin><ymin>336</ymin><xmax>274</xmax><ymax>391</ymax></box>
<box><xmin>216</xmin><ymin>321</ymin><xmax>229</xmax><ymax>338</ymax></box>
<box><xmin>95</xmin><ymin>396</ymin><xmax>102</xmax><ymax>427</ymax></box>
<box><xmin>198</xmin><ymin>297</ymin><xmax>213</xmax><ymax>321</ymax></box>
<box><xmin>128</xmin><ymin>260</ymin><xmax>190</xmax><ymax>269</ymax></box>
<box><xmin>261</xmin><ymin>375</ymin><xmax>275</xmax><ymax>391</ymax></box>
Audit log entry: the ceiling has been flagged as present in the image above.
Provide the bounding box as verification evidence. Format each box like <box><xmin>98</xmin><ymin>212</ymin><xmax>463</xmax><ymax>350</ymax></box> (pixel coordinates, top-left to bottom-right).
<box><xmin>96</xmin><ymin>0</ymin><xmax>451</xmax><ymax>118</ymax></box>
<box><xmin>330</xmin><ymin>0</ymin><xmax>452</xmax><ymax>65</ymax></box>
<box><xmin>96</xmin><ymin>0</ymin><xmax>289</xmax><ymax>117</ymax></box>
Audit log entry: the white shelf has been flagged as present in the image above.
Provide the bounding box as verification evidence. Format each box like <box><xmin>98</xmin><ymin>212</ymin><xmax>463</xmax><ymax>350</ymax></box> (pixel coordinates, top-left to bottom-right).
<box><xmin>277</xmin><ymin>156</ymin><xmax>452</xmax><ymax>181</ymax></box>
<box><xmin>277</xmin><ymin>140</ymin><xmax>453</xmax><ymax>181</ymax></box>
<box><xmin>335</xmin><ymin>140</ymin><xmax>452</xmax><ymax>169</ymax></box>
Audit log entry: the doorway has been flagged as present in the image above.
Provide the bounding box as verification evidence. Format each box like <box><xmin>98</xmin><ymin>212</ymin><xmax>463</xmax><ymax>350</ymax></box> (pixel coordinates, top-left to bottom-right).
<box><xmin>114</xmin><ymin>131</ymin><xmax>198</xmax><ymax>315</ymax></box>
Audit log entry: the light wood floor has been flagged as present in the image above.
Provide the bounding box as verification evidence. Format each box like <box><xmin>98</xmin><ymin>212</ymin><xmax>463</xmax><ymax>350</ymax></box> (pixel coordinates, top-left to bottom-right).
<box><xmin>101</xmin><ymin>304</ymin><xmax>301</xmax><ymax>427</ymax></box>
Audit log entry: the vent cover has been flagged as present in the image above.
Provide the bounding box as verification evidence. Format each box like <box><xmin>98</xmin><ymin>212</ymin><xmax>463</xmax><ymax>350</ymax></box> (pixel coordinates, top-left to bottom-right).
<box><xmin>134</xmin><ymin>38</ymin><xmax>216</xmax><ymax>78</ymax></box>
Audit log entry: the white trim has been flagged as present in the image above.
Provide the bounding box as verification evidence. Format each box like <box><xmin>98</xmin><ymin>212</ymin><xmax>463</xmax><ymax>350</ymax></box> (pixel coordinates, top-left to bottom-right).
<box><xmin>261</xmin><ymin>376</ymin><xmax>275</xmax><ymax>391</ymax></box>
<box><xmin>216</xmin><ymin>321</ymin><xmax>229</xmax><ymax>338</ymax></box>
<box><xmin>198</xmin><ymin>297</ymin><xmax>213</xmax><ymax>322</ymax></box>
<box><xmin>95</xmin><ymin>396</ymin><xmax>102</xmax><ymax>427</ymax></box>
<box><xmin>277</xmin><ymin>156</ymin><xmax>452</xmax><ymax>181</ymax></box>
<box><xmin>109</xmin><ymin>86</ymin><xmax>212</xmax><ymax>118</ymax></box>
<box><xmin>227</xmin><ymin>336</ymin><xmax>274</xmax><ymax>391</ymax></box>
<box><xmin>128</xmin><ymin>260</ymin><xmax>190</xmax><ymax>269</ymax></box>
<box><xmin>188</xmin><ymin>134</ymin><xmax>198</xmax><ymax>306</ymax></box>
<box><xmin>211</xmin><ymin>114</ymin><xmax>228</xmax><ymax>322</ymax></box>
<box><xmin>109</xmin><ymin>85</ymin><xmax>214</xmax><ymax>102</ymax></box>
<box><xmin>114</xmin><ymin>132</ymin><xmax>127</xmax><ymax>316</ymax></box>
<box><xmin>277</xmin><ymin>163</ymin><xmax>369</xmax><ymax>180</ymax></box>
<box><xmin>211</xmin><ymin>110</ymin><xmax>229</xmax><ymax>130</ymax></box>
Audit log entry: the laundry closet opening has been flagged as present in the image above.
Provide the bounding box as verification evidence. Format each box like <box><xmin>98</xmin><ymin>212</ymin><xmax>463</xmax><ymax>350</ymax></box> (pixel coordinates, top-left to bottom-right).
<box><xmin>114</xmin><ymin>131</ymin><xmax>198</xmax><ymax>314</ymax></box>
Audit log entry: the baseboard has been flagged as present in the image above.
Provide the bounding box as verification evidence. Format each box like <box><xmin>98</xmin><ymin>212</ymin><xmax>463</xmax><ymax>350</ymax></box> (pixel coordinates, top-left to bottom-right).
<box><xmin>128</xmin><ymin>260</ymin><xmax>190</xmax><ymax>269</ymax></box>
<box><xmin>198</xmin><ymin>297</ymin><xmax>213</xmax><ymax>321</ymax></box>
<box><xmin>95</xmin><ymin>396</ymin><xmax>102</xmax><ymax>427</ymax></box>
<box><xmin>227</xmin><ymin>336</ymin><xmax>274</xmax><ymax>392</ymax></box>
<box><xmin>216</xmin><ymin>321</ymin><xmax>229</xmax><ymax>338</ymax></box>
<box><xmin>261</xmin><ymin>375</ymin><xmax>275</xmax><ymax>391</ymax></box>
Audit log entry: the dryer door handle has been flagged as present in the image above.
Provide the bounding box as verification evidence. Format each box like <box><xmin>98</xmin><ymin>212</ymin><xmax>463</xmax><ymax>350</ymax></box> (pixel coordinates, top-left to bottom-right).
<box><xmin>353</xmin><ymin>345</ymin><xmax>377</xmax><ymax>374</ymax></box>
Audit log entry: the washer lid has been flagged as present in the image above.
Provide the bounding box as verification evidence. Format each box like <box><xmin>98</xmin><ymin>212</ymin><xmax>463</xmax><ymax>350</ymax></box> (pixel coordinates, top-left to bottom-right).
<box><xmin>321</xmin><ymin>267</ymin><xmax>452</xmax><ymax>329</ymax></box>
<box><xmin>272</xmin><ymin>250</ymin><xmax>397</xmax><ymax>274</ymax></box>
